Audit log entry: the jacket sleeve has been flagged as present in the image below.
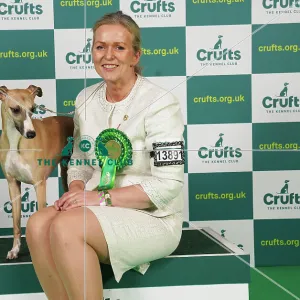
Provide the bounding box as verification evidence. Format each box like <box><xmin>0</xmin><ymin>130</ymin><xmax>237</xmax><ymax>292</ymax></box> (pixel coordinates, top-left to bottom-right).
<box><xmin>140</xmin><ymin>91</ymin><xmax>185</xmax><ymax>212</ymax></box>
<box><xmin>67</xmin><ymin>92</ymin><xmax>94</xmax><ymax>187</ymax></box>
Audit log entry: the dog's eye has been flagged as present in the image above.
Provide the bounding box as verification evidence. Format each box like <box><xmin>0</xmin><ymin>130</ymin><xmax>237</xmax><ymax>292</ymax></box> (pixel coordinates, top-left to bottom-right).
<box><xmin>11</xmin><ymin>107</ymin><xmax>20</xmax><ymax>114</ymax></box>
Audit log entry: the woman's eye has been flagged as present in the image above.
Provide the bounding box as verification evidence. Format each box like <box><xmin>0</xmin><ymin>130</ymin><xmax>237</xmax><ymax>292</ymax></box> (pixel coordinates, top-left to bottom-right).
<box><xmin>117</xmin><ymin>46</ymin><xmax>125</xmax><ymax>50</ymax></box>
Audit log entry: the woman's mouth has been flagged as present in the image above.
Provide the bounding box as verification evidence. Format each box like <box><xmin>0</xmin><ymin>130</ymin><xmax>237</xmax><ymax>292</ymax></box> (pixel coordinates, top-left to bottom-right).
<box><xmin>102</xmin><ymin>64</ymin><xmax>118</xmax><ymax>71</ymax></box>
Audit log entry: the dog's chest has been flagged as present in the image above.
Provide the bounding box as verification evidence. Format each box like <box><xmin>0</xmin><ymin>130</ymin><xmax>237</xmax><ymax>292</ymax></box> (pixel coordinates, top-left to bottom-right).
<box><xmin>5</xmin><ymin>152</ymin><xmax>33</xmax><ymax>183</ymax></box>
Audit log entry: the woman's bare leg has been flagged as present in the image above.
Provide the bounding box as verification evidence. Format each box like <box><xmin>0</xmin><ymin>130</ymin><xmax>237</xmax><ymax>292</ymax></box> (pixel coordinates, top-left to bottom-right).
<box><xmin>49</xmin><ymin>206</ymin><xmax>110</xmax><ymax>300</ymax></box>
<box><xmin>26</xmin><ymin>206</ymin><xmax>69</xmax><ymax>300</ymax></box>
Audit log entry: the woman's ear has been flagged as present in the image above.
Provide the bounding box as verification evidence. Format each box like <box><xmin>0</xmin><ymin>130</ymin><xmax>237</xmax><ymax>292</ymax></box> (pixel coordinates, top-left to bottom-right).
<box><xmin>133</xmin><ymin>49</ymin><xmax>142</xmax><ymax>65</ymax></box>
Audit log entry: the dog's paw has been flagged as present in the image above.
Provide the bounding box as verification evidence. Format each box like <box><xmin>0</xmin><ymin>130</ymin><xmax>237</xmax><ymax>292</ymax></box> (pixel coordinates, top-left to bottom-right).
<box><xmin>6</xmin><ymin>249</ymin><xmax>19</xmax><ymax>260</ymax></box>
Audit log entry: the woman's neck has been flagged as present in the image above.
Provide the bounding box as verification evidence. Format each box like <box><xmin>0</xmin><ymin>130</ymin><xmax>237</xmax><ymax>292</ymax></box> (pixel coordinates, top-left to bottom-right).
<box><xmin>106</xmin><ymin>73</ymin><xmax>137</xmax><ymax>102</ymax></box>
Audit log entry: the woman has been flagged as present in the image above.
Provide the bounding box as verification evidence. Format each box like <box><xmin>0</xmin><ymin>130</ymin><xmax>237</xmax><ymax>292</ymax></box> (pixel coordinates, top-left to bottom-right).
<box><xmin>26</xmin><ymin>10</ymin><xmax>185</xmax><ymax>300</ymax></box>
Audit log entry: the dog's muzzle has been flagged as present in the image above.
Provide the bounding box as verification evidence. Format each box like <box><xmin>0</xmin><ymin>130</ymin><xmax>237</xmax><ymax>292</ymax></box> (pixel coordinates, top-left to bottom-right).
<box><xmin>26</xmin><ymin>130</ymin><xmax>36</xmax><ymax>139</ymax></box>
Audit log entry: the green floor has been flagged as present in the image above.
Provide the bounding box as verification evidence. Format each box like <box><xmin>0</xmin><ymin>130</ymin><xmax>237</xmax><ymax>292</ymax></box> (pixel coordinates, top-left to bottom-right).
<box><xmin>249</xmin><ymin>266</ymin><xmax>300</xmax><ymax>300</ymax></box>
<box><xmin>1</xmin><ymin>236</ymin><xmax>300</xmax><ymax>299</ymax></box>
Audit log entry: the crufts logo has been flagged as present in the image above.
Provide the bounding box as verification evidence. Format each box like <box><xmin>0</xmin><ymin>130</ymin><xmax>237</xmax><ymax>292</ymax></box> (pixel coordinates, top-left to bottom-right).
<box><xmin>66</xmin><ymin>38</ymin><xmax>94</xmax><ymax>70</ymax></box>
<box><xmin>130</xmin><ymin>0</ymin><xmax>175</xmax><ymax>16</ymax></box>
<box><xmin>262</xmin><ymin>82</ymin><xmax>300</xmax><ymax>113</ymax></box>
<box><xmin>198</xmin><ymin>133</ymin><xmax>242</xmax><ymax>164</ymax></box>
<box><xmin>263</xmin><ymin>179</ymin><xmax>300</xmax><ymax>210</ymax></box>
<box><xmin>0</xmin><ymin>0</ymin><xmax>43</xmax><ymax>17</ymax></box>
<box><xmin>262</xmin><ymin>0</ymin><xmax>300</xmax><ymax>9</ymax></box>
<box><xmin>197</xmin><ymin>35</ymin><xmax>241</xmax><ymax>65</ymax></box>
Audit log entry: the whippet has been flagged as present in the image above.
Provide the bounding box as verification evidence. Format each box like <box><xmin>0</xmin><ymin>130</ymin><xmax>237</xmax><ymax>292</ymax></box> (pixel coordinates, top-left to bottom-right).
<box><xmin>0</xmin><ymin>85</ymin><xmax>74</xmax><ymax>259</ymax></box>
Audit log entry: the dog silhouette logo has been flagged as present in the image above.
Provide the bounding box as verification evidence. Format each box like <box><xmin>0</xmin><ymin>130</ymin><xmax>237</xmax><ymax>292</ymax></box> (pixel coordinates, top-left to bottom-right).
<box><xmin>215</xmin><ymin>133</ymin><xmax>224</xmax><ymax>147</ymax></box>
<box><xmin>279</xmin><ymin>82</ymin><xmax>289</xmax><ymax>97</ymax></box>
<box><xmin>59</xmin><ymin>136</ymin><xmax>74</xmax><ymax>167</ymax></box>
<box><xmin>21</xmin><ymin>188</ymin><xmax>30</xmax><ymax>202</ymax></box>
<box><xmin>81</xmin><ymin>38</ymin><xmax>92</xmax><ymax>54</ymax></box>
<box><xmin>277</xmin><ymin>180</ymin><xmax>289</xmax><ymax>194</ymax></box>
<box><xmin>213</xmin><ymin>35</ymin><xmax>223</xmax><ymax>50</ymax></box>
<box><xmin>61</xmin><ymin>136</ymin><xmax>74</xmax><ymax>157</ymax></box>
<box><xmin>96</xmin><ymin>139</ymin><xmax>109</xmax><ymax>156</ymax></box>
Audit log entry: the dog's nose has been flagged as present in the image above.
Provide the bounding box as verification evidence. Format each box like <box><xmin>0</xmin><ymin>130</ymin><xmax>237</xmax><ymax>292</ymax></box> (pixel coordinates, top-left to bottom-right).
<box><xmin>26</xmin><ymin>131</ymin><xmax>36</xmax><ymax>139</ymax></box>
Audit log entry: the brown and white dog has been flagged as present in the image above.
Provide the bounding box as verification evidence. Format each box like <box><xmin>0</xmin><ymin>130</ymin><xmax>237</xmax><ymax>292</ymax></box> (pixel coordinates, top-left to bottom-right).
<box><xmin>0</xmin><ymin>85</ymin><xmax>74</xmax><ymax>259</ymax></box>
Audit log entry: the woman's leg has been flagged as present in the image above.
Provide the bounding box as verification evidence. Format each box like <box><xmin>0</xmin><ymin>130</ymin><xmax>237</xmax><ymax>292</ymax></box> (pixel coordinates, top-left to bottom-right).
<box><xmin>49</xmin><ymin>206</ymin><xmax>110</xmax><ymax>300</ymax></box>
<box><xmin>25</xmin><ymin>206</ymin><xmax>69</xmax><ymax>300</ymax></box>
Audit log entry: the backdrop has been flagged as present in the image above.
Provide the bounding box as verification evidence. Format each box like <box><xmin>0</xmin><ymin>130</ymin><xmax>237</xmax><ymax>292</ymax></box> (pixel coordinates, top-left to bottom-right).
<box><xmin>0</xmin><ymin>0</ymin><xmax>299</xmax><ymax>269</ymax></box>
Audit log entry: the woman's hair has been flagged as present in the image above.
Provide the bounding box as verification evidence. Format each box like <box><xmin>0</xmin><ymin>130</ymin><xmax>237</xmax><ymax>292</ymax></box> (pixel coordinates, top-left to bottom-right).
<box><xmin>92</xmin><ymin>11</ymin><xmax>142</xmax><ymax>75</ymax></box>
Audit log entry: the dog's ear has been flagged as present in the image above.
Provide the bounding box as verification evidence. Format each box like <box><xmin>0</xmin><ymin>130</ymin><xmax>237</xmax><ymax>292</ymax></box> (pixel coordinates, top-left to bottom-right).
<box><xmin>27</xmin><ymin>85</ymin><xmax>43</xmax><ymax>97</ymax></box>
<box><xmin>0</xmin><ymin>86</ymin><xmax>8</xmax><ymax>101</ymax></box>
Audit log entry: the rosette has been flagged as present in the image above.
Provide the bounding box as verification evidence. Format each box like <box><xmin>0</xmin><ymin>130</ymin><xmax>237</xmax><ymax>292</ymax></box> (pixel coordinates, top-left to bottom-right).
<box><xmin>95</xmin><ymin>128</ymin><xmax>132</xmax><ymax>190</ymax></box>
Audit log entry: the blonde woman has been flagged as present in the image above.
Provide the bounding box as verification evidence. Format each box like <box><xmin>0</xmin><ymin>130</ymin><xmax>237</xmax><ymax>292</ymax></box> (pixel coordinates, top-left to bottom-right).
<box><xmin>26</xmin><ymin>11</ymin><xmax>185</xmax><ymax>300</ymax></box>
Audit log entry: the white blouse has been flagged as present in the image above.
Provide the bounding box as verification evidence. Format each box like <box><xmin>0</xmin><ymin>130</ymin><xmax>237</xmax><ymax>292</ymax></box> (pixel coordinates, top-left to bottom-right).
<box><xmin>67</xmin><ymin>74</ymin><xmax>185</xmax><ymax>218</ymax></box>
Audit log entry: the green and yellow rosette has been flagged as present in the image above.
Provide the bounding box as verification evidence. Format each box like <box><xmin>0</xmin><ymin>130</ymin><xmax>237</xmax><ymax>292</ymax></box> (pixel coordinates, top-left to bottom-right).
<box><xmin>95</xmin><ymin>128</ymin><xmax>132</xmax><ymax>190</ymax></box>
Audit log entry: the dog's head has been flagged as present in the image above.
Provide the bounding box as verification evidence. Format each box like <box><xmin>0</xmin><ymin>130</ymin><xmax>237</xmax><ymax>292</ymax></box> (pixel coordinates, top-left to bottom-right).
<box><xmin>0</xmin><ymin>85</ymin><xmax>43</xmax><ymax>139</ymax></box>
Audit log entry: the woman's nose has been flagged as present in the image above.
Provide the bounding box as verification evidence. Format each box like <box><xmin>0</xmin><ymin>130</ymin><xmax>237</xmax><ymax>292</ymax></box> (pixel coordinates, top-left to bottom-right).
<box><xmin>104</xmin><ymin>47</ymin><xmax>114</xmax><ymax>59</ymax></box>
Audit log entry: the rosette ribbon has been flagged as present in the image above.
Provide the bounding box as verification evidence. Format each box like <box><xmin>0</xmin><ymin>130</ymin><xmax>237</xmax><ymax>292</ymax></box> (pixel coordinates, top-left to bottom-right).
<box><xmin>95</xmin><ymin>128</ymin><xmax>132</xmax><ymax>190</ymax></box>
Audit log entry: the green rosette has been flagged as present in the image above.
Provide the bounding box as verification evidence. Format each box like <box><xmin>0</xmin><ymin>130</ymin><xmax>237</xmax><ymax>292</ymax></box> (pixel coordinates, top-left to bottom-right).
<box><xmin>95</xmin><ymin>128</ymin><xmax>132</xmax><ymax>190</ymax></box>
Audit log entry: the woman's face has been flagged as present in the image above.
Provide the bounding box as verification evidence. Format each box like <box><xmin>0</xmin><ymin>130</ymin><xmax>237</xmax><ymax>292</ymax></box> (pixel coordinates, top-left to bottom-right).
<box><xmin>92</xmin><ymin>24</ymin><xmax>140</xmax><ymax>84</ymax></box>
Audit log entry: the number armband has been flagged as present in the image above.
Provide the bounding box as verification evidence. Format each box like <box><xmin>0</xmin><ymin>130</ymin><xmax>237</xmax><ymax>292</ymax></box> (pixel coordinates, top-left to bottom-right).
<box><xmin>151</xmin><ymin>141</ymin><xmax>185</xmax><ymax>167</ymax></box>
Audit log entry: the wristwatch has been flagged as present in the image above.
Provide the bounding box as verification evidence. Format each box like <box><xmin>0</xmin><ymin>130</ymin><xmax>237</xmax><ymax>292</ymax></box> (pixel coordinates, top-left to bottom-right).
<box><xmin>99</xmin><ymin>190</ymin><xmax>113</xmax><ymax>206</ymax></box>
<box><xmin>104</xmin><ymin>190</ymin><xmax>113</xmax><ymax>206</ymax></box>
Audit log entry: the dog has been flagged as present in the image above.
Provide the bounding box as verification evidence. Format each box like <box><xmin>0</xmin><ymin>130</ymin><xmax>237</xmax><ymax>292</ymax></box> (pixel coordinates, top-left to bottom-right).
<box><xmin>0</xmin><ymin>85</ymin><xmax>74</xmax><ymax>259</ymax></box>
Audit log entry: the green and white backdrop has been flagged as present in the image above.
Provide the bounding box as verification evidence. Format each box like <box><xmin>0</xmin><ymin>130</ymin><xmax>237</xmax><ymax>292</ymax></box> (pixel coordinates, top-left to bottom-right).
<box><xmin>0</xmin><ymin>0</ymin><xmax>300</xmax><ymax>271</ymax></box>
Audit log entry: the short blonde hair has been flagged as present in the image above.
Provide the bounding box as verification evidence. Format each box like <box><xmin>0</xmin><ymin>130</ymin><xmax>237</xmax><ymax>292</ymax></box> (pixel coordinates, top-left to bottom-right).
<box><xmin>93</xmin><ymin>11</ymin><xmax>142</xmax><ymax>75</ymax></box>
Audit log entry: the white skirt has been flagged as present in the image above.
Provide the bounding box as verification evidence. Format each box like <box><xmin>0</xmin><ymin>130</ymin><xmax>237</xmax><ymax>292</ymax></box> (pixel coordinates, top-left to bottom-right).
<box><xmin>86</xmin><ymin>205</ymin><xmax>183</xmax><ymax>282</ymax></box>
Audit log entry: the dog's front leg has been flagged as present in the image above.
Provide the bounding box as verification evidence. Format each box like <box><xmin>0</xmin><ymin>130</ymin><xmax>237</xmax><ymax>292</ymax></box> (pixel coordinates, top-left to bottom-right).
<box><xmin>6</xmin><ymin>178</ymin><xmax>22</xmax><ymax>260</ymax></box>
<box><xmin>34</xmin><ymin>179</ymin><xmax>47</xmax><ymax>211</ymax></box>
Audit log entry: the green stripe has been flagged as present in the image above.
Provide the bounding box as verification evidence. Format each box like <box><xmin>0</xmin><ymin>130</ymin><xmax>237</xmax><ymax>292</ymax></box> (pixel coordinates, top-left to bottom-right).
<box><xmin>0</xmin><ymin>228</ymin><xmax>26</xmax><ymax>236</ymax></box>
<box><xmin>0</xmin><ymin>254</ymin><xmax>250</xmax><ymax>295</ymax></box>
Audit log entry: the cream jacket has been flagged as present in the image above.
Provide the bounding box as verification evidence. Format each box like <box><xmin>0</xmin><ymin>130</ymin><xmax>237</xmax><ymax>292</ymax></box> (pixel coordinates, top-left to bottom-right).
<box><xmin>67</xmin><ymin>75</ymin><xmax>185</xmax><ymax>218</ymax></box>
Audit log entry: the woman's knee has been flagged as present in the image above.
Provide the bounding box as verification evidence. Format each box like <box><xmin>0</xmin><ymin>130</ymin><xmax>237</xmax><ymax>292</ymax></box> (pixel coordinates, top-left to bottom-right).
<box><xmin>26</xmin><ymin>206</ymin><xmax>59</xmax><ymax>241</ymax></box>
<box><xmin>48</xmin><ymin>209</ymin><xmax>79</xmax><ymax>246</ymax></box>
<box><xmin>48</xmin><ymin>208</ymin><xmax>110</xmax><ymax>262</ymax></box>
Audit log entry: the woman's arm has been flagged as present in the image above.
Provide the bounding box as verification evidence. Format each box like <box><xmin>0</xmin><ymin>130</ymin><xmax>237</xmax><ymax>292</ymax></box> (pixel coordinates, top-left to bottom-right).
<box><xmin>107</xmin><ymin>91</ymin><xmax>185</xmax><ymax>211</ymax></box>
<box><xmin>108</xmin><ymin>184</ymin><xmax>154</xmax><ymax>209</ymax></box>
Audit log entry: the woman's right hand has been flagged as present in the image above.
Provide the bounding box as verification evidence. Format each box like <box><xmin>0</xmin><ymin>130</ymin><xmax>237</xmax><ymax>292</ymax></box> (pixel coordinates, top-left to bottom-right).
<box><xmin>54</xmin><ymin>181</ymin><xmax>84</xmax><ymax>210</ymax></box>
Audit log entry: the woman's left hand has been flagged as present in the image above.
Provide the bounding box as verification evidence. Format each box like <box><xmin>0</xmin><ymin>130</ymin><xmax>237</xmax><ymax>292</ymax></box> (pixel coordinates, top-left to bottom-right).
<box><xmin>54</xmin><ymin>190</ymin><xmax>100</xmax><ymax>211</ymax></box>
